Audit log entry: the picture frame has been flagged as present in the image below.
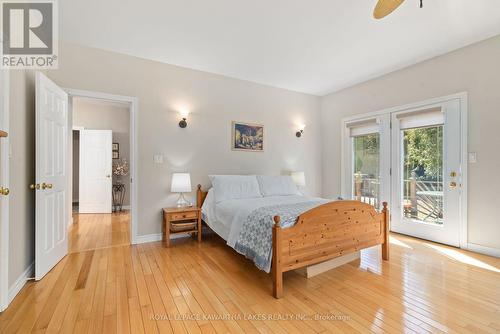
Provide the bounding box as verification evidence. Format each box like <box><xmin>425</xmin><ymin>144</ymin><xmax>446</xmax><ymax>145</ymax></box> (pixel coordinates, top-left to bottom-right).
<box><xmin>112</xmin><ymin>143</ymin><xmax>119</xmax><ymax>151</ymax></box>
<box><xmin>231</xmin><ymin>121</ymin><xmax>264</xmax><ymax>152</ymax></box>
<box><xmin>112</xmin><ymin>151</ymin><xmax>119</xmax><ymax>159</ymax></box>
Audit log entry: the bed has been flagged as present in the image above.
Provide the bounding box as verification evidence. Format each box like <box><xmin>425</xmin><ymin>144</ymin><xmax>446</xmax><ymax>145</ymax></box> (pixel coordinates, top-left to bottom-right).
<box><xmin>197</xmin><ymin>175</ymin><xmax>389</xmax><ymax>298</ymax></box>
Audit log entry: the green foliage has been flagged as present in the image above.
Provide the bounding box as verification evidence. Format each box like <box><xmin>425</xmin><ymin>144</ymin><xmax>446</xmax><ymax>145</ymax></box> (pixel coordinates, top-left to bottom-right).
<box><xmin>403</xmin><ymin>126</ymin><xmax>443</xmax><ymax>180</ymax></box>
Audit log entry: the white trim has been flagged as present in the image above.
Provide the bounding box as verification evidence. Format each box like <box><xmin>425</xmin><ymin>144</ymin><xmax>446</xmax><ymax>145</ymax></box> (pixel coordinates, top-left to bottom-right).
<box><xmin>64</xmin><ymin>89</ymin><xmax>139</xmax><ymax>244</ymax></box>
<box><xmin>8</xmin><ymin>262</ymin><xmax>34</xmax><ymax>304</ymax></box>
<box><xmin>340</xmin><ymin>92</ymin><xmax>468</xmax><ymax>248</ymax></box>
<box><xmin>465</xmin><ymin>243</ymin><xmax>500</xmax><ymax>258</ymax></box>
<box><xmin>0</xmin><ymin>70</ymin><xmax>9</xmax><ymax>312</ymax></box>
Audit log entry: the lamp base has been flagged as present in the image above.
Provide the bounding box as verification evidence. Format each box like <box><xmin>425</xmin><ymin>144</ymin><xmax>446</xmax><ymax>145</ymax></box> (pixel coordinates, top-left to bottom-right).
<box><xmin>176</xmin><ymin>193</ymin><xmax>191</xmax><ymax>207</ymax></box>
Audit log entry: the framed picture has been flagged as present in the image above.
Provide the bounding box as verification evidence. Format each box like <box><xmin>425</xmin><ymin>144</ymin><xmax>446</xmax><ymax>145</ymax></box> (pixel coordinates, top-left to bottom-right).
<box><xmin>112</xmin><ymin>151</ymin><xmax>119</xmax><ymax>159</ymax></box>
<box><xmin>112</xmin><ymin>143</ymin><xmax>119</xmax><ymax>151</ymax></box>
<box><xmin>232</xmin><ymin>121</ymin><xmax>264</xmax><ymax>152</ymax></box>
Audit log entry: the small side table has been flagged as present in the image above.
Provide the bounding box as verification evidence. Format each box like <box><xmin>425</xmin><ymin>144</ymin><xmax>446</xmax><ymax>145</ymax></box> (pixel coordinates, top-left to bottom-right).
<box><xmin>162</xmin><ymin>207</ymin><xmax>201</xmax><ymax>247</ymax></box>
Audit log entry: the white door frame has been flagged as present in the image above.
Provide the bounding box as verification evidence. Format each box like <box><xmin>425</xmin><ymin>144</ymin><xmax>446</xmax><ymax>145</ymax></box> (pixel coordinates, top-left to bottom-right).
<box><xmin>65</xmin><ymin>88</ymin><xmax>139</xmax><ymax>244</ymax></box>
<box><xmin>341</xmin><ymin>92</ymin><xmax>468</xmax><ymax>248</ymax></box>
<box><xmin>0</xmin><ymin>70</ymin><xmax>10</xmax><ymax>312</ymax></box>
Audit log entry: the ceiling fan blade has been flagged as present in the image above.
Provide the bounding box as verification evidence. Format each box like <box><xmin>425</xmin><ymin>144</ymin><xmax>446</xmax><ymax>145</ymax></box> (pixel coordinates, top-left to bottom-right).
<box><xmin>373</xmin><ymin>0</ymin><xmax>405</xmax><ymax>19</ymax></box>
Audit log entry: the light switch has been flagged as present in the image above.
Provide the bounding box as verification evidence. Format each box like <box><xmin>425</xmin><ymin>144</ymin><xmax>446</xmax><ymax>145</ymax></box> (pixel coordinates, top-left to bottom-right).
<box><xmin>153</xmin><ymin>154</ymin><xmax>164</xmax><ymax>164</ymax></box>
<box><xmin>468</xmin><ymin>152</ymin><xmax>477</xmax><ymax>164</ymax></box>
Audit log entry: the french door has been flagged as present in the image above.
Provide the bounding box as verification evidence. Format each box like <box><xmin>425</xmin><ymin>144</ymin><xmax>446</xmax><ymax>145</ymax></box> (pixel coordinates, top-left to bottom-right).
<box><xmin>343</xmin><ymin>97</ymin><xmax>465</xmax><ymax>247</ymax></box>
<box><xmin>391</xmin><ymin>100</ymin><xmax>462</xmax><ymax>247</ymax></box>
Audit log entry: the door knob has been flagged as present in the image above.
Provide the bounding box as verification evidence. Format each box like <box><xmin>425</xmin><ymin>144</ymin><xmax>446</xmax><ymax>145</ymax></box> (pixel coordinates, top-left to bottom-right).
<box><xmin>41</xmin><ymin>182</ymin><xmax>51</xmax><ymax>190</ymax></box>
<box><xmin>449</xmin><ymin>181</ymin><xmax>457</xmax><ymax>189</ymax></box>
<box><xmin>0</xmin><ymin>187</ymin><xmax>9</xmax><ymax>196</ymax></box>
<box><xmin>46</xmin><ymin>183</ymin><xmax>53</xmax><ymax>189</ymax></box>
<box><xmin>450</xmin><ymin>171</ymin><xmax>457</xmax><ymax>177</ymax></box>
<box><xmin>30</xmin><ymin>183</ymin><xmax>40</xmax><ymax>190</ymax></box>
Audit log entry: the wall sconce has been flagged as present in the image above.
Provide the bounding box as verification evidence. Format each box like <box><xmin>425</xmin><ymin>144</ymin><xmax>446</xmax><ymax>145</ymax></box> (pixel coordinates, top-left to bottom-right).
<box><xmin>178</xmin><ymin>110</ymin><xmax>189</xmax><ymax>128</ymax></box>
<box><xmin>296</xmin><ymin>124</ymin><xmax>306</xmax><ymax>138</ymax></box>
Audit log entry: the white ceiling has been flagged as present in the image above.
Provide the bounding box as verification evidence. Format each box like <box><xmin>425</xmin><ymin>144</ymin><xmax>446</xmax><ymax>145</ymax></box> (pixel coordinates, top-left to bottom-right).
<box><xmin>60</xmin><ymin>0</ymin><xmax>500</xmax><ymax>96</ymax></box>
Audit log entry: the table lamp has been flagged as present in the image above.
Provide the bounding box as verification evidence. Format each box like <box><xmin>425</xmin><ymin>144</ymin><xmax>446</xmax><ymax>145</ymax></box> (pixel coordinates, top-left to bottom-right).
<box><xmin>171</xmin><ymin>173</ymin><xmax>192</xmax><ymax>207</ymax></box>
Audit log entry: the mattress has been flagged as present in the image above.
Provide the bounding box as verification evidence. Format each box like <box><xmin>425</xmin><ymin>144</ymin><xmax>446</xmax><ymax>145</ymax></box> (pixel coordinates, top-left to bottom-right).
<box><xmin>201</xmin><ymin>188</ymin><xmax>323</xmax><ymax>247</ymax></box>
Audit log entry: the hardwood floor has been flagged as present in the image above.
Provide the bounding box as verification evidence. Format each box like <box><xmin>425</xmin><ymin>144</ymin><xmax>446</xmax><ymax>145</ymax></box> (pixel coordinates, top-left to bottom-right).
<box><xmin>1</xmin><ymin>214</ymin><xmax>499</xmax><ymax>333</ymax></box>
<box><xmin>69</xmin><ymin>211</ymin><xmax>131</xmax><ymax>253</ymax></box>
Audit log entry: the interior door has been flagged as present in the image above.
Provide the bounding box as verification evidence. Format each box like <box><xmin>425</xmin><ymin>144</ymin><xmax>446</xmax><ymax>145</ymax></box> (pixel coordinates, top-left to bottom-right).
<box><xmin>0</xmin><ymin>70</ymin><xmax>10</xmax><ymax>310</ymax></box>
<box><xmin>35</xmin><ymin>72</ymin><xmax>69</xmax><ymax>280</ymax></box>
<box><xmin>391</xmin><ymin>100</ymin><xmax>462</xmax><ymax>247</ymax></box>
<box><xmin>79</xmin><ymin>130</ymin><xmax>112</xmax><ymax>213</ymax></box>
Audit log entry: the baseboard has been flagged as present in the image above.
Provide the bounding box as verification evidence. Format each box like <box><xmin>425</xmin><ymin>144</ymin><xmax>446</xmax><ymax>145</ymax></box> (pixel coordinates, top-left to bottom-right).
<box><xmin>8</xmin><ymin>262</ymin><xmax>34</xmax><ymax>304</ymax></box>
<box><xmin>133</xmin><ymin>233</ymin><xmax>189</xmax><ymax>245</ymax></box>
<box><xmin>465</xmin><ymin>243</ymin><xmax>500</xmax><ymax>258</ymax></box>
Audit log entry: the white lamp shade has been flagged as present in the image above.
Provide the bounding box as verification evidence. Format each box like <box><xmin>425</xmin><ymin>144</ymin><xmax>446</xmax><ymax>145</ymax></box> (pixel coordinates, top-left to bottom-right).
<box><xmin>171</xmin><ymin>173</ymin><xmax>192</xmax><ymax>193</ymax></box>
<box><xmin>291</xmin><ymin>171</ymin><xmax>306</xmax><ymax>187</ymax></box>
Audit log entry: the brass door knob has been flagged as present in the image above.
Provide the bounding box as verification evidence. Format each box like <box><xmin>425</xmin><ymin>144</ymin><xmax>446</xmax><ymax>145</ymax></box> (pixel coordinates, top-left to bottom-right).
<box><xmin>46</xmin><ymin>183</ymin><xmax>53</xmax><ymax>189</ymax></box>
<box><xmin>0</xmin><ymin>187</ymin><xmax>9</xmax><ymax>196</ymax></box>
<box><xmin>41</xmin><ymin>182</ymin><xmax>49</xmax><ymax>190</ymax></box>
<box><xmin>449</xmin><ymin>181</ymin><xmax>457</xmax><ymax>189</ymax></box>
<box><xmin>30</xmin><ymin>184</ymin><xmax>40</xmax><ymax>190</ymax></box>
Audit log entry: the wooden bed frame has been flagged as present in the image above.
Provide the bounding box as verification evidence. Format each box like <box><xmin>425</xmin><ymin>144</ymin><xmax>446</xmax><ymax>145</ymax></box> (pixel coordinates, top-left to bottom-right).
<box><xmin>196</xmin><ymin>185</ymin><xmax>389</xmax><ymax>299</ymax></box>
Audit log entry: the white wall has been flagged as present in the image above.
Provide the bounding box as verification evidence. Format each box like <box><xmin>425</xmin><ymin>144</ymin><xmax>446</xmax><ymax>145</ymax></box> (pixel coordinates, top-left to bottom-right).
<box><xmin>47</xmin><ymin>43</ymin><xmax>323</xmax><ymax>237</ymax></box>
<box><xmin>321</xmin><ymin>34</ymin><xmax>500</xmax><ymax>251</ymax></box>
<box><xmin>72</xmin><ymin>98</ymin><xmax>131</xmax><ymax>206</ymax></box>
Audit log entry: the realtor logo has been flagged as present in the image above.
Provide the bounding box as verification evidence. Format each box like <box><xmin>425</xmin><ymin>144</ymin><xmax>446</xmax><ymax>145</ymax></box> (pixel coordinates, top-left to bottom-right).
<box><xmin>1</xmin><ymin>0</ymin><xmax>58</xmax><ymax>68</ymax></box>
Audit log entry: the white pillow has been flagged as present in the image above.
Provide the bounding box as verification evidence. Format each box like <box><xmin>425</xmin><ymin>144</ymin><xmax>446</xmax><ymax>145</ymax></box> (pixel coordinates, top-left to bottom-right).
<box><xmin>256</xmin><ymin>175</ymin><xmax>300</xmax><ymax>197</ymax></box>
<box><xmin>209</xmin><ymin>175</ymin><xmax>263</xmax><ymax>203</ymax></box>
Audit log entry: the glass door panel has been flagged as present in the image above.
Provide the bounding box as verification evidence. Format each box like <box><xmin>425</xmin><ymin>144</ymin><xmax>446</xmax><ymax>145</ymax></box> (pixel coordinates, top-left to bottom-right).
<box><xmin>402</xmin><ymin>125</ymin><xmax>444</xmax><ymax>225</ymax></box>
<box><xmin>353</xmin><ymin>133</ymin><xmax>380</xmax><ymax>208</ymax></box>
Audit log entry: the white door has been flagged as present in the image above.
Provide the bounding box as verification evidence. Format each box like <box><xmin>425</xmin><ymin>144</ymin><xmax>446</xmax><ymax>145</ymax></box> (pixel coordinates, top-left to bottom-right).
<box><xmin>0</xmin><ymin>70</ymin><xmax>10</xmax><ymax>310</ymax></box>
<box><xmin>342</xmin><ymin>114</ymin><xmax>391</xmax><ymax>209</ymax></box>
<box><xmin>79</xmin><ymin>130</ymin><xmax>112</xmax><ymax>213</ymax></box>
<box><xmin>35</xmin><ymin>72</ymin><xmax>69</xmax><ymax>280</ymax></box>
<box><xmin>391</xmin><ymin>100</ymin><xmax>462</xmax><ymax>246</ymax></box>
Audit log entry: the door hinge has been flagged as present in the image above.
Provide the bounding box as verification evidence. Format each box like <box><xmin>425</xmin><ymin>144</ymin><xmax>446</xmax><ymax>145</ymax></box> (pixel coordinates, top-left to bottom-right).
<box><xmin>389</xmin><ymin>168</ymin><xmax>392</xmax><ymax>176</ymax></box>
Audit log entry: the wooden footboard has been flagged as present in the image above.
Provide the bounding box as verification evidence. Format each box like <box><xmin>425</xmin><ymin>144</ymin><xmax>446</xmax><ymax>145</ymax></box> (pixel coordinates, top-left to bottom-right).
<box><xmin>196</xmin><ymin>185</ymin><xmax>389</xmax><ymax>299</ymax></box>
<box><xmin>272</xmin><ymin>200</ymin><xmax>389</xmax><ymax>298</ymax></box>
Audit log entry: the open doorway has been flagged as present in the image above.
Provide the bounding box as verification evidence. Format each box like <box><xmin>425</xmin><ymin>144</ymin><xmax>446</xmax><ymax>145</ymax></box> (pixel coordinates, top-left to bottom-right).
<box><xmin>69</xmin><ymin>96</ymin><xmax>132</xmax><ymax>252</ymax></box>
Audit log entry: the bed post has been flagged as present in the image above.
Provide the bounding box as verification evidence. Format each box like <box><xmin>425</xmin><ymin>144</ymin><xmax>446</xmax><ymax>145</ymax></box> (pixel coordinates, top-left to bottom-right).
<box><xmin>196</xmin><ymin>184</ymin><xmax>202</xmax><ymax>208</ymax></box>
<box><xmin>272</xmin><ymin>215</ymin><xmax>283</xmax><ymax>298</ymax></box>
<box><xmin>381</xmin><ymin>202</ymin><xmax>389</xmax><ymax>260</ymax></box>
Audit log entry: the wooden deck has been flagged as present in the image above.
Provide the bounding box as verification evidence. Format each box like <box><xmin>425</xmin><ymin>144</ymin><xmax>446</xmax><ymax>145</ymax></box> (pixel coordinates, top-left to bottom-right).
<box><xmin>0</xmin><ymin>212</ymin><xmax>499</xmax><ymax>333</ymax></box>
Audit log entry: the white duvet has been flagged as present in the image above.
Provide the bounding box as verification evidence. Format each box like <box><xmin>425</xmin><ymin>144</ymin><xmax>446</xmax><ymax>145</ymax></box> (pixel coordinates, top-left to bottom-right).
<box><xmin>201</xmin><ymin>189</ymin><xmax>324</xmax><ymax>247</ymax></box>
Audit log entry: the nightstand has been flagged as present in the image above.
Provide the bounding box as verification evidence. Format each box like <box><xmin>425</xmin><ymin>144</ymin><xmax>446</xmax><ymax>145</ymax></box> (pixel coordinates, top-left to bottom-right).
<box><xmin>162</xmin><ymin>206</ymin><xmax>201</xmax><ymax>247</ymax></box>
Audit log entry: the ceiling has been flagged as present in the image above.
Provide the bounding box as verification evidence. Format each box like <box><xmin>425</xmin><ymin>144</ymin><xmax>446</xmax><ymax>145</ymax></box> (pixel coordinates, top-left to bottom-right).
<box><xmin>60</xmin><ymin>0</ymin><xmax>500</xmax><ymax>96</ymax></box>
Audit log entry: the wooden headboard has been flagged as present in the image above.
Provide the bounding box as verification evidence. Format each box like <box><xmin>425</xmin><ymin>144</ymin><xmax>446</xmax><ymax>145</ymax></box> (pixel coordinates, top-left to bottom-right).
<box><xmin>196</xmin><ymin>184</ymin><xmax>208</xmax><ymax>208</ymax></box>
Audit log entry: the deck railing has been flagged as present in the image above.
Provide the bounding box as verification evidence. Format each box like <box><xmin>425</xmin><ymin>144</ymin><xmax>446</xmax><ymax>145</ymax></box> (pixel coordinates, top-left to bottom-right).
<box><xmin>354</xmin><ymin>173</ymin><xmax>443</xmax><ymax>222</ymax></box>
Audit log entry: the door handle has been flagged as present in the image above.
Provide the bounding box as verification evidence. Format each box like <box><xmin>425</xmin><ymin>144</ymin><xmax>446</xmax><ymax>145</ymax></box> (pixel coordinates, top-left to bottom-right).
<box><xmin>0</xmin><ymin>187</ymin><xmax>9</xmax><ymax>196</ymax></box>
<box><xmin>40</xmin><ymin>182</ymin><xmax>53</xmax><ymax>190</ymax></box>
<box><xmin>30</xmin><ymin>183</ymin><xmax>40</xmax><ymax>190</ymax></box>
<box><xmin>449</xmin><ymin>181</ymin><xmax>457</xmax><ymax>189</ymax></box>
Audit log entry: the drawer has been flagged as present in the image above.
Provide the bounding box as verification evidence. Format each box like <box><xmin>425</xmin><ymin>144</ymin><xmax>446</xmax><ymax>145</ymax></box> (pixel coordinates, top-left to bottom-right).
<box><xmin>170</xmin><ymin>211</ymin><xmax>198</xmax><ymax>221</ymax></box>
